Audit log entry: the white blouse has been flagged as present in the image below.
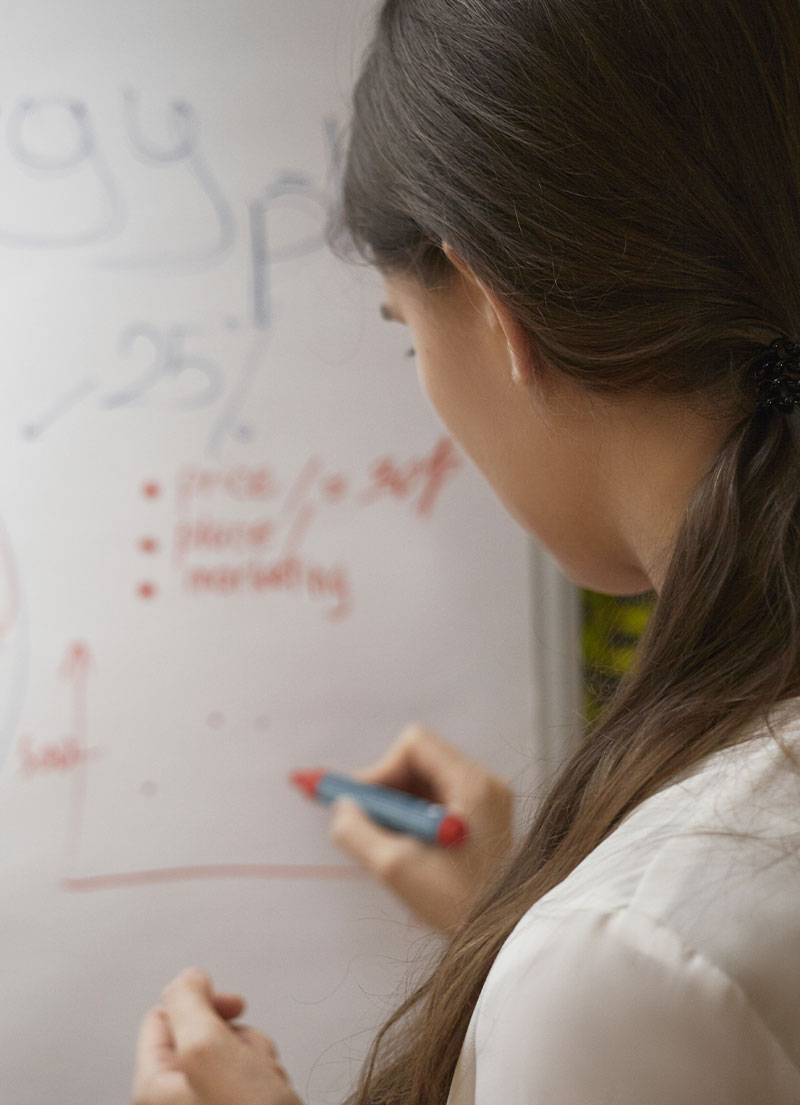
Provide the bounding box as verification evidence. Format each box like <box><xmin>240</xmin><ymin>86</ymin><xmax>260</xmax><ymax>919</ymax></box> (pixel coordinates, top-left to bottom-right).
<box><xmin>447</xmin><ymin>699</ymin><xmax>800</xmax><ymax>1105</ymax></box>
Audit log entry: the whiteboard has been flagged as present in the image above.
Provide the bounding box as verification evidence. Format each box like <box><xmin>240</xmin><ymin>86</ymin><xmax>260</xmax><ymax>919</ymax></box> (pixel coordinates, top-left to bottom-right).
<box><xmin>0</xmin><ymin>3</ymin><xmax>578</xmax><ymax>1102</ymax></box>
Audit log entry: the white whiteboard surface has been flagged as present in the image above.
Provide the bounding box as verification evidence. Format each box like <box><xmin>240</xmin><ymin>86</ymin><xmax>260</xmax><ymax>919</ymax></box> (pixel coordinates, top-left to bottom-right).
<box><xmin>0</xmin><ymin>4</ymin><xmax>578</xmax><ymax>1102</ymax></box>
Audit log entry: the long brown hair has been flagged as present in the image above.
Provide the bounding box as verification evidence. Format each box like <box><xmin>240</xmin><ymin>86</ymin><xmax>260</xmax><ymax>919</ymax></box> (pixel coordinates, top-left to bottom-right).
<box><xmin>326</xmin><ymin>2</ymin><xmax>800</xmax><ymax>1101</ymax></box>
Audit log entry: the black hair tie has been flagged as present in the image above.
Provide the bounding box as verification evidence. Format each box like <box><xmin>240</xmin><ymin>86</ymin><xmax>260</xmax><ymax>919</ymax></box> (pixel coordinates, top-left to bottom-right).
<box><xmin>751</xmin><ymin>337</ymin><xmax>800</xmax><ymax>413</ymax></box>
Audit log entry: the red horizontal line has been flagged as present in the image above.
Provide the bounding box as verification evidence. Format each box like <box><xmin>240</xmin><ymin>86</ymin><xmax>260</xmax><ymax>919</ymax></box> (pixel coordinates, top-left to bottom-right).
<box><xmin>61</xmin><ymin>863</ymin><xmax>367</xmax><ymax>892</ymax></box>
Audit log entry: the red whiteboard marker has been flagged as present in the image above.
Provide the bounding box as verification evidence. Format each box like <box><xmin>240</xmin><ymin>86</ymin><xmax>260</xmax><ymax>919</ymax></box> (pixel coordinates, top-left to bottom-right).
<box><xmin>290</xmin><ymin>768</ymin><xmax>468</xmax><ymax>847</ymax></box>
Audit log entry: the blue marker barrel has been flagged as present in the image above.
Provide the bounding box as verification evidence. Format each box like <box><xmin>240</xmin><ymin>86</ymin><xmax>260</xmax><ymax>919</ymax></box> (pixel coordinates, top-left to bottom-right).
<box><xmin>290</xmin><ymin>769</ymin><xmax>467</xmax><ymax>847</ymax></box>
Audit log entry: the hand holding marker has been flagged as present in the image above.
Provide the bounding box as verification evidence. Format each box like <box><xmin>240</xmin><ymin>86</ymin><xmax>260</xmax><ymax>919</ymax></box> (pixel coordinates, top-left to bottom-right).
<box><xmin>290</xmin><ymin>769</ymin><xmax>469</xmax><ymax>847</ymax></box>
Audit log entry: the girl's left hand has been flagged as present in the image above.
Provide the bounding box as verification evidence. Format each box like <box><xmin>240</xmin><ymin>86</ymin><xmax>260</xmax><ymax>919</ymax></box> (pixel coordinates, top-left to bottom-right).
<box><xmin>132</xmin><ymin>967</ymin><xmax>303</xmax><ymax>1105</ymax></box>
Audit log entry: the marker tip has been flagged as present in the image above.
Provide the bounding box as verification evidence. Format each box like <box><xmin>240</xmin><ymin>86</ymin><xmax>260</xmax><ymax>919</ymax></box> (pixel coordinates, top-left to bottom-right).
<box><xmin>289</xmin><ymin>768</ymin><xmax>326</xmax><ymax>799</ymax></box>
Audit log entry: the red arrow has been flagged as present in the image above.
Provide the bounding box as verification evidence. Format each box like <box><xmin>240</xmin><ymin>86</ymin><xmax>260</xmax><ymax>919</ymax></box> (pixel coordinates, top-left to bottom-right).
<box><xmin>59</xmin><ymin>641</ymin><xmax>92</xmax><ymax>680</ymax></box>
<box><xmin>59</xmin><ymin>641</ymin><xmax>93</xmax><ymax>863</ymax></box>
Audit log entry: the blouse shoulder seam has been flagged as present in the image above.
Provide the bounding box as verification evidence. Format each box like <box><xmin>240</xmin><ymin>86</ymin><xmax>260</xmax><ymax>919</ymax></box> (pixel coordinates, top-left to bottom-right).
<box><xmin>606</xmin><ymin>903</ymin><xmax>800</xmax><ymax>1079</ymax></box>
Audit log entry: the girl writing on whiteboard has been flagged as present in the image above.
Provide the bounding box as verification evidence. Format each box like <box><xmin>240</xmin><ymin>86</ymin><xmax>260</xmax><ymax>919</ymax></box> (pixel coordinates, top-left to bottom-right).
<box><xmin>132</xmin><ymin>1</ymin><xmax>800</xmax><ymax>1102</ymax></box>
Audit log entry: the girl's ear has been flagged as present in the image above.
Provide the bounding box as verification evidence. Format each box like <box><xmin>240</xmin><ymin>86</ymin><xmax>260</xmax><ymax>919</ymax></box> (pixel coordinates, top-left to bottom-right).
<box><xmin>441</xmin><ymin>242</ymin><xmax>533</xmax><ymax>386</ymax></box>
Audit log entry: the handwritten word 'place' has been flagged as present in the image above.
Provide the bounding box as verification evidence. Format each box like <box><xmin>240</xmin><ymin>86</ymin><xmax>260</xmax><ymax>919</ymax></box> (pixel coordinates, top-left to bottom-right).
<box><xmin>174</xmin><ymin>517</ymin><xmax>274</xmax><ymax>557</ymax></box>
<box><xmin>183</xmin><ymin>555</ymin><xmax>350</xmax><ymax>620</ymax></box>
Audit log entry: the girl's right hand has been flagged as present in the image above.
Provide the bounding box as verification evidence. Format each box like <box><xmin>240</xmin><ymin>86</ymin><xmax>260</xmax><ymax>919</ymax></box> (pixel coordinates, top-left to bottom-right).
<box><xmin>329</xmin><ymin>724</ymin><xmax>513</xmax><ymax>936</ymax></box>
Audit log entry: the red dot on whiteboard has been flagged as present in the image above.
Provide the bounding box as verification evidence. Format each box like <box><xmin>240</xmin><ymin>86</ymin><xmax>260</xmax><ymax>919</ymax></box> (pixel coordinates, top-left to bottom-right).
<box><xmin>142</xmin><ymin>482</ymin><xmax>162</xmax><ymax>499</ymax></box>
<box><xmin>138</xmin><ymin>582</ymin><xmax>157</xmax><ymax>600</ymax></box>
<box><xmin>139</xmin><ymin>537</ymin><xmax>159</xmax><ymax>554</ymax></box>
<box><xmin>322</xmin><ymin>475</ymin><xmax>349</xmax><ymax>501</ymax></box>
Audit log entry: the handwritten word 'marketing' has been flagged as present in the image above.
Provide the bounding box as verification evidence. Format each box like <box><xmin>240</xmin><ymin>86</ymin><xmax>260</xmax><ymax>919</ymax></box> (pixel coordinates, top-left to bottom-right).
<box><xmin>183</xmin><ymin>555</ymin><xmax>350</xmax><ymax>621</ymax></box>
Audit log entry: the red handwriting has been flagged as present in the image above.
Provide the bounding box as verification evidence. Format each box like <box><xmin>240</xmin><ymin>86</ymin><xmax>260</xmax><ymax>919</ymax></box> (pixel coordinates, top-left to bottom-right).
<box><xmin>184</xmin><ymin>554</ymin><xmax>351</xmax><ymax>621</ymax></box>
<box><xmin>358</xmin><ymin>437</ymin><xmax>463</xmax><ymax>515</ymax></box>
<box><xmin>18</xmin><ymin>734</ymin><xmax>100</xmax><ymax>777</ymax></box>
<box><xmin>147</xmin><ymin>437</ymin><xmax>465</xmax><ymax>619</ymax></box>
<box><xmin>177</xmin><ymin>464</ymin><xmax>280</xmax><ymax>509</ymax></box>
<box><xmin>174</xmin><ymin>517</ymin><xmax>275</xmax><ymax>557</ymax></box>
<box><xmin>175</xmin><ymin>438</ymin><xmax>462</xmax><ymax>516</ymax></box>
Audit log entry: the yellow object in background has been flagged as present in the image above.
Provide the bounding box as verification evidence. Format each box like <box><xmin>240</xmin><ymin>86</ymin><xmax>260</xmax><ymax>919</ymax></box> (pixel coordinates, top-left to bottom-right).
<box><xmin>581</xmin><ymin>589</ymin><xmax>656</xmax><ymax>731</ymax></box>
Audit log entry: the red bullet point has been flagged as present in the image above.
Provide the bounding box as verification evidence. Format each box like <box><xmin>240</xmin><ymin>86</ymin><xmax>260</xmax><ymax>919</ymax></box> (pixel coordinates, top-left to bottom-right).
<box><xmin>142</xmin><ymin>482</ymin><xmax>161</xmax><ymax>499</ymax></box>
<box><xmin>138</xmin><ymin>582</ymin><xmax>157</xmax><ymax>600</ymax></box>
<box><xmin>322</xmin><ymin>475</ymin><xmax>349</xmax><ymax>502</ymax></box>
<box><xmin>139</xmin><ymin>537</ymin><xmax>159</xmax><ymax>554</ymax></box>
